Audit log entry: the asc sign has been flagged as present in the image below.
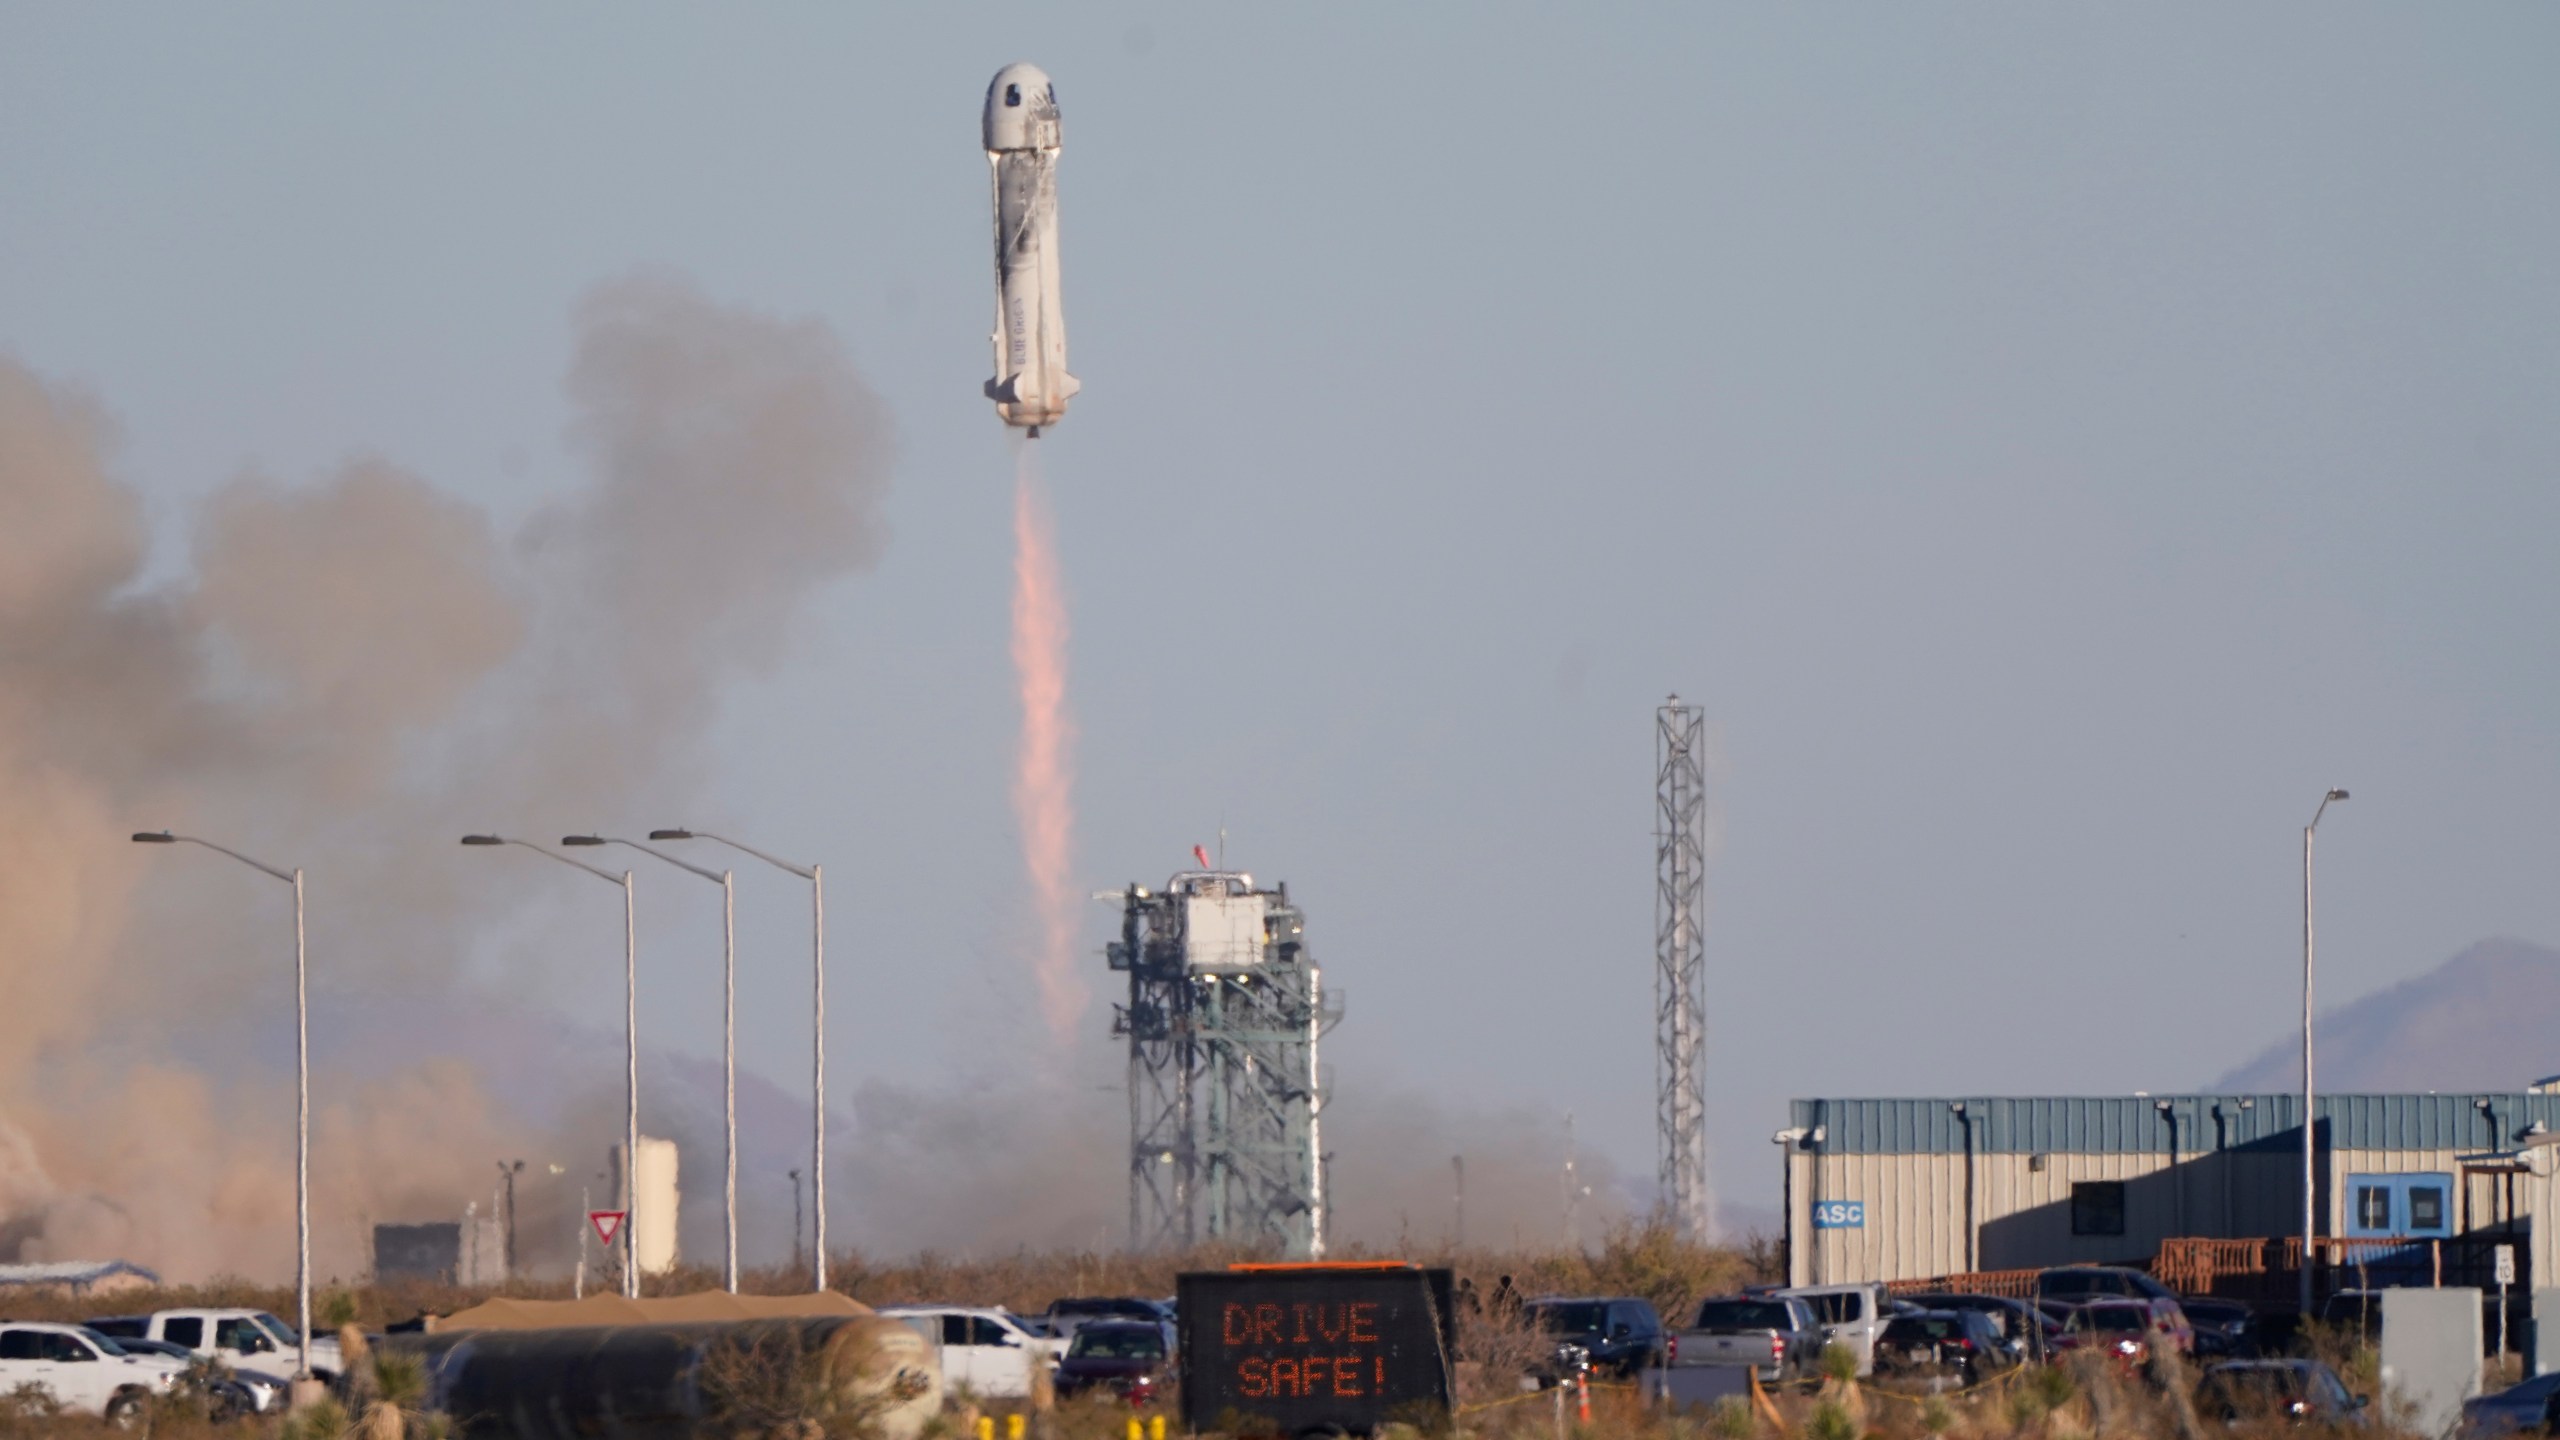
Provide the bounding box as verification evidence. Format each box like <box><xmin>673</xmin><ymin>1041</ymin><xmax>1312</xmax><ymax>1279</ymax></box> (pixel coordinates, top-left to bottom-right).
<box><xmin>1812</xmin><ymin>1201</ymin><xmax>1865</xmax><ymax>1230</ymax></box>
<box><xmin>1178</xmin><ymin>1264</ymin><xmax>1455</xmax><ymax>1435</ymax></box>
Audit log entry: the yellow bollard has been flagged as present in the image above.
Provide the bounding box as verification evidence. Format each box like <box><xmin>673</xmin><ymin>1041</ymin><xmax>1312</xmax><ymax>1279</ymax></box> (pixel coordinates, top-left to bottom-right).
<box><xmin>1007</xmin><ymin>1416</ymin><xmax>1026</xmax><ymax>1440</ymax></box>
<box><xmin>976</xmin><ymin>1420</ymin><xmax>994</xmax><ymax>1440</ymax></box>
<box><xmin>1150</xmin><ymin>1418</ymin><xmax>1166</xmax><ymax>1440</ymax></box>
<box><xmin>1127</xmin><ymin>1420</ymin><xmax>1143</xmax><ymax>1440</ymax></box>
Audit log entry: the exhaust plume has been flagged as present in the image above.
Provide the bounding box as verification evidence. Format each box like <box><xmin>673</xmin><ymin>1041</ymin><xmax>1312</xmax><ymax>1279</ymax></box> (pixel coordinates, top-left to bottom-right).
<box><xmin>1008</xmin><ymin>442</ymin><xmax>1086</xmax><ymax>1043</ymax></box>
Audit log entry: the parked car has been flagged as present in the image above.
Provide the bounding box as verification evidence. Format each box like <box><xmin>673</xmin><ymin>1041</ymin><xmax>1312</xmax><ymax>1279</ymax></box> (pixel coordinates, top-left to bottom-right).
<box><xmin>2461</xmin><ymin>1371</ymin><xmax>2560</xmax><ymax>1435</ymax></box>
<box><xmin>85</xmin><ymin>1309</ymin><xmax>341</xmax><ymax>1381</ymax></box>
<box><xmin>0</xmin><ymin>1322</ymin><xmax>182</xmax><ymax>1423</ymax></box>
<box><xmin>2054</xmin><ymin>1299</ymin><xmax>2166</xmax><ymax>1369</ymax></box>
<box><xmin>1772</xmin><ymin>1284</ymin><xmax>1891</xmax><ymax>1377</ymax></box>
<box><xmin>2196</xmin><ymin>1359</ymin><xmax>2367</xmax><ymax>1425</ymax></box>
<box><xmin>1873</xmin><ymin>1311</ymin><xmax>2013</xmax><ymax>1388</ymax></box>
<box><xmin>1052</xmin><ymin>1319</ymin><xmax>1175</xmax><ymax>1405</ymax></box>
<box><xmin>2180</xmin><ymin>1298</ymin><xmax>2256</xmax><ymax>1359</ymax></box>
<box><xmin>1898</xmin><ymin>1293</ymin><xmax>2058</xmax><ymax>1363</ymax></box>
<box><xmin>2317</xmin><ymin>1289</ymin><xmax>2384</xmax><ymax>1341</ymax></box>
<box><xmin>1523</xmin><ymin>1297</ymin><xmax>1666</xmax><ymax>1381</ymax></box>
<box><xmin>878</xmin><ymin>1307</ymin><xmax>1063</xmax><ymax>1398</ymax></box>
<box><xmin>2037</xmin><ymin>1266</ymin><xmax>2181</xmax><ymax>1306</ymax></box>
<box><xmin>1667</xmin><ymin>1295</ymin><xmax>1826</xmax><ymax>1384</ymax></box>
<box><xmin>2034</xmin><ymin>1297</ymin><xmax>2084</xmax><ymax>1326</ymax></box>
<box><xmin>2060</xmin><ymin>1295</ymin><xmax>2193</xmax><ymax>1357</ymax></box>
<box><xmin>1042</xmin><ymin>1297</ymin><xmax>1172</xmax><ymax>1341</ymax></box>
<box><xmin>106</xmin><ymin>1336</ymin><xmax>281</xmax><ymax>1417</ymax></box>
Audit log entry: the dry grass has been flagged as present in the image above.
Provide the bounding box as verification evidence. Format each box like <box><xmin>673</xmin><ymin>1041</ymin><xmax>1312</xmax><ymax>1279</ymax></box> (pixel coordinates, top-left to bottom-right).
<box><xmin>0</xmin><ymin>1236</ymin><xmax>2446</xmax><ymax>1440</ymax></box>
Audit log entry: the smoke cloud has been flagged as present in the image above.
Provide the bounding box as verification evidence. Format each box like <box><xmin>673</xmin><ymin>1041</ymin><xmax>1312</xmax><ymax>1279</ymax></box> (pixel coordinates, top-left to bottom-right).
<box><xmin>0</xmin><ymin>274</ymin><xmax>894</xmax><ymax>1281</ymax></box>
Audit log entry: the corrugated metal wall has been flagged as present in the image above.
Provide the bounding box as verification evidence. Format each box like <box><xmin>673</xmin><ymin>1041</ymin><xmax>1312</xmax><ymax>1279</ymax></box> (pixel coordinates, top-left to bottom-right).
<box><xmin>1796</xmin><ymin>1149</ymin><xmax>2304</xmax><ymax>1285</ymax></box>
<box><xmin>1782</xmin><ymin>1095</ymin><xmax>2560</xmax><ymax>1289</ymax></box>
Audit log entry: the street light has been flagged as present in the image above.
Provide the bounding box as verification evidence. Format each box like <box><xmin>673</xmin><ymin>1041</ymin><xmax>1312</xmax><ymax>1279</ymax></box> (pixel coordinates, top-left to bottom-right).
<box><xmin>567</xmin><ymin>834</ymin><xmax>739</xmax><ymax>1293</ymax></box>
<box><xmin>652</xmin><ymin>827</ymin><xmax>829</xmax><ymax>1292</ymax></box>
<box><xmin>497</xmin><ymin>1160</ymin><xmax>525</xmax><ymax>1281</ymax></box>
<box><xmin>461</xmin><ymin>835</ymin><xmax>641</xmax><ymax>1298</ymax></box>
<box><xmin>132</xmin><ymin>831</ymin><xmax>314</xmax><ymax>1381</ymax></box>
<box><xmin>2302</xmin><ymin>787</ymin><xmax>2348</xmax><ymax>1319</ymax></box>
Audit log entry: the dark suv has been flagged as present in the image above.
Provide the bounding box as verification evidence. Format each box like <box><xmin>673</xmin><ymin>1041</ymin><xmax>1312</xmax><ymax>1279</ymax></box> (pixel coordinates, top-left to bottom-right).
<box><xmin>2036</xmin><ymin>1266</ymin><xmax>2179</xmax><ymax>1305</ymax></box>
<box><xmin>1876</xmin><ymin>1310</ymin><xmax>2013</xmax><ymax>1387</ymax></box>
<box><xmin>1900</xmin><ymin>1293</ymin><xmax>2057</xmax><ymax>1362</ymax></box>
<box><xmin>1524</xmin><ymin>1297</ymin><xmax>1666</xmax><ymax>1380</ymax></box>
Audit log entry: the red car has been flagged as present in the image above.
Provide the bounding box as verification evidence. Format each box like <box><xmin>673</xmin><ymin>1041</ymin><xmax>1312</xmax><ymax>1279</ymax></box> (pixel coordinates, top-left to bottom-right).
<box><xmin>2053</xmin><ymin>1298</ymin><xmax>2192</xmax><ymax>1369</ymax></box>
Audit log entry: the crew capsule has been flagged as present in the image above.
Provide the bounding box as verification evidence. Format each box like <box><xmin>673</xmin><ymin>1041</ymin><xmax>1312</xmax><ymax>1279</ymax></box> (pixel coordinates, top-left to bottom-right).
<box><xmin>984</xmin><ymin>63</ymin><xmax>1062</xmax><ymax>153</ymax></box>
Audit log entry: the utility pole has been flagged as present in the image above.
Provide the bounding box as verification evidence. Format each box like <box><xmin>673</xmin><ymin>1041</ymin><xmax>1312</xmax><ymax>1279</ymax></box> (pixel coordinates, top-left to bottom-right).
<box><xmin>790</xmin><ymin>1169</ymin><xmax>805</xmax><ymax>1276</ymax></box>
<box><xmin>498</xmin><ymin>1160</ymin><xmax>525</xmax><ymax>1281</ymax></box>
<box><xmin>1453</xmin><ymin>1155</ymin><xmax>1466</xmax><ymax>1251</ymax></box>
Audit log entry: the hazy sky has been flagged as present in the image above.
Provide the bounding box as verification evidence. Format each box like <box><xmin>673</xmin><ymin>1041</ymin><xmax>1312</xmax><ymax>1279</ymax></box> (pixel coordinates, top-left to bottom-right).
<box><xmin>6</xmin><ymin>6</ymin><xmax>2558</xmax><ymax>1237</ymax></box>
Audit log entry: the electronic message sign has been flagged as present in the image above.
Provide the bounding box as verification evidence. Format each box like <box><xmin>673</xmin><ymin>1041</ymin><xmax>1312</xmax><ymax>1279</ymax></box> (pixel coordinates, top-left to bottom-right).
<box><xmin>1178</xmin><ymin>1264</ymin><xmax>1455</xmax><ymax>1436</ymax></box>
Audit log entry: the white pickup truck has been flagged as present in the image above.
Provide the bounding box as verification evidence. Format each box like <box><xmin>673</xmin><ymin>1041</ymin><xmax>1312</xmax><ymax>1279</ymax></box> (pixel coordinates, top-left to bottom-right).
<box><xmin>1772</xmin><ymin>1283</ymin><xmax>1892</xmax><ymax>1377</ymax></box>
<box><xmin>85</xmin><ymin>1309</ymin><xmax>341</xmax><ymax>1382</ymax></box>
<box><xmin>877</xmin><ymin>1307</ymin><xmax>1063</xmax><ymax>1399</ymax></box>
<box><xmin>0</xmin><ymin>1322</ymin><xmax>183</xmax><ymax>1422</ymax></box>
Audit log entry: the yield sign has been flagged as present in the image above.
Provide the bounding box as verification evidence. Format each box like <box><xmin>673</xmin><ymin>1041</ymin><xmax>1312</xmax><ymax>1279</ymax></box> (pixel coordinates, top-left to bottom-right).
<box><xmin>589</xmin><ymin>1210</ymin><xmax>627</xmax><ymax>1247</ymax></box>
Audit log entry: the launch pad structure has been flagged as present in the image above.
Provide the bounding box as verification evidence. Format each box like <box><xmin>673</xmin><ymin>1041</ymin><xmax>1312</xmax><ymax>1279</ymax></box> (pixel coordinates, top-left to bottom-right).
<box><xmin>1109</xmin><ymin>871</ymin><xmax>1341</xmax><ymax>1258</ymax></box>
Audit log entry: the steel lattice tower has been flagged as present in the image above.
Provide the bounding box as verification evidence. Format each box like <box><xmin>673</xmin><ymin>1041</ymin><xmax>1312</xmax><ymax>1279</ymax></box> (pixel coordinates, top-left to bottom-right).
<box><xmin>1110</xmin><ymin>870</ymin><xmax>1341</xmax><ymax>1257</ymax></box>
<box><xmin>1656</xmin><ymin>698</ymin><xmax>1710</xmax><ymax>1242</ymax></box>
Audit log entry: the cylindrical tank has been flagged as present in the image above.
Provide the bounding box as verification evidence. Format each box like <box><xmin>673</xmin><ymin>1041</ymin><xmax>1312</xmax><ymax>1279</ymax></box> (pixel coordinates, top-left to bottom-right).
<box><xmin>393</xmin><ymin>1315</ymin><xmax>939</xmax><ymax>1440</ymax></box>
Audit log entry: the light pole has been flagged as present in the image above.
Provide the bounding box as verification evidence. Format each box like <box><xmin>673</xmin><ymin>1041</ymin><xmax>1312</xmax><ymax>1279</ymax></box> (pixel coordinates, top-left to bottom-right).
<box><xmin>461</xmin><ymin>835</ymin><xmax>641</xmax><ymax>1298</ymax></box>
<box><xmin>497</xmin><ymin>1160</ymin><xmax>525</xmax><ymax>1281</ymax></box>
<box><xmin>568</xmin><ymin>834</ymin><xmax>739</xmax><ymax>1293</ymax></box>
<box><xmin>790</xmin><ymin>1169</ymin><xmax>805</xmax><ymax>1276</ymax></box>
<box><xmin>2302</xmin><ymin>787</ymin><xmax>2348</xmax><ymax>1319</ymax></box>
<box><xmin>651</xmin><ymin>827</ymin><xmax>829</xmax><ymax>1292</ymax></box>
<box><xmin>131</xmin><ymin>831</ymin><xmax>312</xmax><ymax>1380</ymax></box>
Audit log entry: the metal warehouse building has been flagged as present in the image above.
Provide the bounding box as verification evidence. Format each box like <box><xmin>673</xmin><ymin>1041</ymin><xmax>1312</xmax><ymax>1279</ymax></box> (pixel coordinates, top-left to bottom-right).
<box><xmin>1781</xmin><ymin>1092</ymin><xmax>2560</xmax><ymax>1307</ymax></box>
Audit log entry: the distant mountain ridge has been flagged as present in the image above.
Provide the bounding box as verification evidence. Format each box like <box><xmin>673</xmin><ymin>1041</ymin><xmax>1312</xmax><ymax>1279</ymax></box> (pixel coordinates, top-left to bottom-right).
<box><xmin>2209</xmin><ymin>937</ymin><xmax>2560</xmax><ymax>1094</ymax></box>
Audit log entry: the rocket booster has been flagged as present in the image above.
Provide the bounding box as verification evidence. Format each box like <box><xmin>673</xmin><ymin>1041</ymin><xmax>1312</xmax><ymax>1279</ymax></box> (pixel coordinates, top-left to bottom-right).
<box><xmin>983</xmin><ymin>63</ymin><xmax>1079</xmax><ymax>434</ymax></box>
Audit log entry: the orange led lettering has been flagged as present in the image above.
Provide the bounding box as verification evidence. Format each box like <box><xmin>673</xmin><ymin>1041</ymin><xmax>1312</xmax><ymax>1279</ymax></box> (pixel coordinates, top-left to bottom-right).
<box><xmin>1270</xmin><ymin>1358</ymin><xmax>1299</xmax><ymax>1395</ymax></box>
<box><xmin>1317</xmin><ymin>1305</ymin><xmax>1347</xmax><ymax>1342</ymax></box>
<box><xmin>1238</xmin><ymin>1357</ymin><xmax>1269</xmax><ymax>1398</ymax></box>
<box><xmin>1332</xmin><ymin>1355</ymin><xmax>1362</xmax><ymax>1397</ymax></box>
<box><xmin>1292</xmin><ymin>1304</ymin><xmax>1311</xmax><ymax>1343</ymax></box>
<box><xmin>1348</xmin><ymin>1302</ymin><xmax>1379</xmax><ymax>1343</ymax></box>
<box><xmin>1254</xmin><ymin>1304</ymin><xmax>1285</xmax><ymax>1345</ymax></box>
<box><xmin>1376</xmin><ymin>1355</ymin><xmax>1386</xmax><ymax>1389</ymax></box>
<box><xmin>1223</xmin><ymin>1304</ymin><xmax>1252</xmax><ymax>1346</ymax></box>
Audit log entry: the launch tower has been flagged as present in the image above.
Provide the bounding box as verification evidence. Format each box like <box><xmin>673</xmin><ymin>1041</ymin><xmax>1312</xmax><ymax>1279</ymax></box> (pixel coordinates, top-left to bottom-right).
<box><xmin>1656</xmin><ymin>698</ymin><xmax>1711</xmax><ymax>1242</ymax></box>
<box><xmin>1110</xmin><ymin>870</ymin><xmax>1341</xmax><ymax>1257</ymax></box>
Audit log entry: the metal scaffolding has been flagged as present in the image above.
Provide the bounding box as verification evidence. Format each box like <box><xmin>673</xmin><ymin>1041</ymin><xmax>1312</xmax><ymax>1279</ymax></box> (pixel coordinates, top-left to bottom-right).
<box><xmin>1111</xmin><ymin>870</ymin><xmax>1341</xmax><ymax>1257</ymax></box>
<box><xmin>1656</xmin><ymin>698</ymin><xmax>1710</xmax><ymax>1242</ymax></box>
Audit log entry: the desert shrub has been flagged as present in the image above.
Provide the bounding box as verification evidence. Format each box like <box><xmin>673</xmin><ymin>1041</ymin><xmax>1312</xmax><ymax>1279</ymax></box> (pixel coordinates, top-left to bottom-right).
<box><xmin>1706</xmin><ymin>1395</ymin><xmax>1757</xmax><ymax>1440</ymax></box>
<box><xmin>1819</xmin><ymin>1343</ymin><xmax>1860</xmax><ymax>1386</ymax></box>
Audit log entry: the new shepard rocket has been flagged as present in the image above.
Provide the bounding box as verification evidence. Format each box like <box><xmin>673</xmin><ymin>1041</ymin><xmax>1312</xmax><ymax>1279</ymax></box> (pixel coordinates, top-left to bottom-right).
<box><xmin>983</xmin><ymin>63</ymin><xmax>1079</xmax><ymax>435</ymax></box>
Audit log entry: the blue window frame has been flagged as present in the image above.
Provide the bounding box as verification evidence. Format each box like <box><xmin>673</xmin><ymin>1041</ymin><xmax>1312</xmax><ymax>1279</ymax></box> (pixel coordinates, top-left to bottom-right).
<box><xmin>2343</xmin><ymin>1172</ymin><xmax>2455</xmax><ymax>1238</ymax></box>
